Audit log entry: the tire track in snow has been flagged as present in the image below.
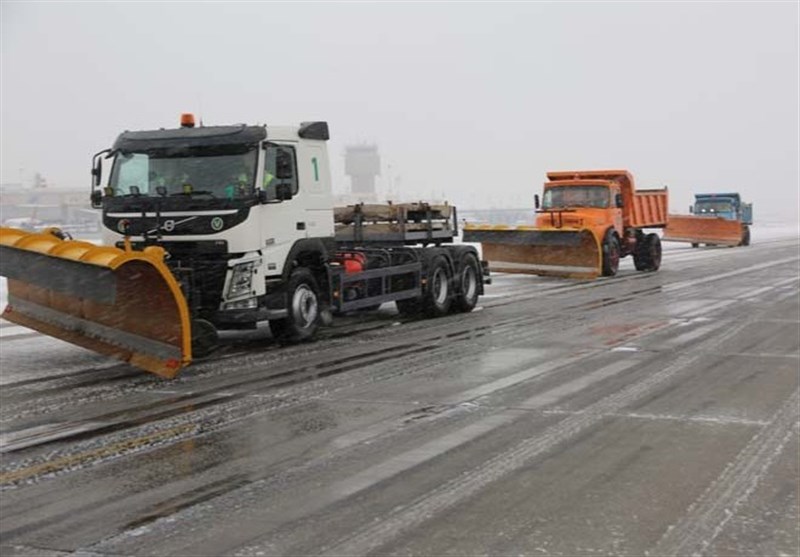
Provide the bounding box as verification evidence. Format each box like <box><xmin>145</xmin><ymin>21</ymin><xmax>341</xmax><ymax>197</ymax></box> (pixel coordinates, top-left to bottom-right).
<box><xmin>319</xmin><ymin>317</ymin><xmax>751</xmax><ymax>556</ymax></box>
<box><xmin>648</xmin><ymin>388</ymin><xmax>799</xmax><ymax>557</ymax></box>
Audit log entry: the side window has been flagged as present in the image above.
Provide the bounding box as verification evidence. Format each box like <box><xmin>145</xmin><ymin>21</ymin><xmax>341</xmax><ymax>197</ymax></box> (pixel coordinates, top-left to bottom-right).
<box><xmin>263</xmin><ymin>144</ymin><xmax>298</xmax><ymax>201</ymax></box>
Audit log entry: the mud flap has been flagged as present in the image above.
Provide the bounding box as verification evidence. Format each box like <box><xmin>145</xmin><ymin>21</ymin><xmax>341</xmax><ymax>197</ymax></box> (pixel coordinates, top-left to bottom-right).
<box><xmin>0</xmin><ymin>228</ymin><xmax>192</xmax><ymax>378</ymax></box>
<box><xmin>663</xmin><ymin>215</ymin><xmax>744</xmax><ymax>247</ymax></box>
<box><xmin>463</xmin><ymin>227</ymin><xmax>602</xmax><ymax>279</ymax></box>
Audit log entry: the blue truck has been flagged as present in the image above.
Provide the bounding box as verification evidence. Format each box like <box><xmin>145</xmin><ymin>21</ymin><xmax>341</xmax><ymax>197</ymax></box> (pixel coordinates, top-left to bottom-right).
<box><xmin>664</xmin><ymin>193</ymin><xmax>753</xmax><ymax>247</ymax></box>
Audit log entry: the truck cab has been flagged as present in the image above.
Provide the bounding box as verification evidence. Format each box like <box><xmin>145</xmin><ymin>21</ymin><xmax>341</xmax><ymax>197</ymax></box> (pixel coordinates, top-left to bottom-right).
<box><xmin>536</xmin><ymin>180</ymin><xmax>624</xmax><ymax>235</ymax></box>
<box><xmin>92</xmin><ymin>117</ymin><xmax>336</xmax><ymax>337</ymax></box>
<box><xmin>691</xmin><ymin>193</ymin><xmax>752</xmax><ymax>225</ymax></box>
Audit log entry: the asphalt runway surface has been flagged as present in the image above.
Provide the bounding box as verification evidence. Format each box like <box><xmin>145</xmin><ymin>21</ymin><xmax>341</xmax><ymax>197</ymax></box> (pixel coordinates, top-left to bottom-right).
<box><xmin>1</xmin><ymin>228</ymin><xmax>798</xmax><ymax>556</ymax></box>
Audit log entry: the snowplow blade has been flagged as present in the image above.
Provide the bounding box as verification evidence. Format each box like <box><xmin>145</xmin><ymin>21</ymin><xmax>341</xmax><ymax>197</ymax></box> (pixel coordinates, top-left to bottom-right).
<box><xmin>463</xmin><ymin>226</ymin><xmax>602</xmax><ymax>279</ymax></box>
<box><xmin>0</xmin><ymin>228</ymin><xmax>191</xmax><ymax>378</ymax></box>
<box><xmin>663</xmin><ymin>215</ymin><xmax>743</xmax><ymax>246</ymax></box>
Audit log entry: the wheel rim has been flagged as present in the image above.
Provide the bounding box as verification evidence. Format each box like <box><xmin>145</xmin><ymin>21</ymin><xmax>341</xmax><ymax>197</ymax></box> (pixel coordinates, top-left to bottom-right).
<box><xmin>462</xmin><ymin>265</ymin><xmax>477</xmax><ymax>302</ymax></box>
<box><xmin>292</xmin><ymin>284</ymin><xmax>318</xmax><ymax>329</ymax></box>
<box><xmin>432</xmin><ymin>267</ymin><xmax>449</xmax><ymax>306</ymax></box>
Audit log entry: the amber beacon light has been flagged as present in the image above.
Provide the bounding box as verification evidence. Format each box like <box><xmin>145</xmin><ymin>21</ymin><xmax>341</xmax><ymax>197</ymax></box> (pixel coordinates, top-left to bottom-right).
<box><xmin>180</xmin><ymin>113</ymin><xmax>196</xmax><ymax>128</ymax></box>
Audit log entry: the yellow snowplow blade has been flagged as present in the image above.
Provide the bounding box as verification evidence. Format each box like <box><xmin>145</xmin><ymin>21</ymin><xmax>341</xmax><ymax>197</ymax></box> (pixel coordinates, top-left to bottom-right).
<box><xmin>463</xmin><ymin>226</ymin><xmax>602</xmax><ymax>279</ymax></box>
<box><xmin>0</xmin><ymin>228</ymin><xmax>191</xmax><ymax>378</ymax></box>
<box><xmin>663</xmin><ymin>215</ymin><xmax>743</xmax><ymax>246</ymax></box>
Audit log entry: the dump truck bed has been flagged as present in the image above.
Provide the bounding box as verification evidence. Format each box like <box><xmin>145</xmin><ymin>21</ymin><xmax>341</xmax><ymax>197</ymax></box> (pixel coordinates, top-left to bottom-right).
<box><xmin>334</xmin><ymin>202</ymin><xmax>456</xmax><ymax>245</ymax></box>
<box><xmin>628</xmin><ymin>189</ymin><xmax>669</xmax><ymax>229</ymax></box>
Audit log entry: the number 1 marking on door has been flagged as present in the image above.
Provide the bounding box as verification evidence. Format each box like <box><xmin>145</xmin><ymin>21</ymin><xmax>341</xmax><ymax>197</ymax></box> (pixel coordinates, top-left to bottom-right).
<box><xmin>312</xmin><ymin>157</ymin><xmax>319</xmax><ymax>181</ymax></box>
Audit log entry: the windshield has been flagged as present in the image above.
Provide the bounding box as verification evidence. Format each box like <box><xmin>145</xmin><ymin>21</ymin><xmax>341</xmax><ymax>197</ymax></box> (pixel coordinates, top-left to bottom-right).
<box><xmin>542</xmin><ymin>186</ymin><xmax>609</xmax><ymax>209</ymax></box>
<box><xmin>109</xmin><ymin>146</ymin><xmax>258</xmax><ymax>199</ymax></box>
<box><xmin>695</xmin><ymin>200</ymin><xmax>733</xmax><ymax>214</ymax></box>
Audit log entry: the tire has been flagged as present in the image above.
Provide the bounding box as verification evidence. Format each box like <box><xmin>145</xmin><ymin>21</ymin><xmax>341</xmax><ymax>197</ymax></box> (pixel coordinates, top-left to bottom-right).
<box><xmin>191</xmin><ymin>319</ymin><xmax>218</xmax><ymax>358</ymax></box>
<box><xmin>601</xmin><ymin>232</ymin><xmax>620</xmax><ymax>277</ymax></box>
<box><xmin>740</xmin><ymin>225</ymin><xmax>751</xmax><ymax>246</ymax></box>
<box><xmin>453</xmin><ymin>253</ymin><xmax>480</xmax><ymax>313</ymax></box>
<box><xmin>691</xmin><ymin>243</ymin><xmax>699</xmax><ymax>248</ymax></box>
<box><xmin>268</xmin><ymin>268</ymin><xmax>321</xmax><ymax>342</ymax></box>
<box><xmin>423</xmin><ymin>256</ymin><xmax>453</xmax><ymax>317</ymax></box>
<box><xmin>633</xmin><ymin>233</ymin><xmax>662</xmax><ymax>272</ymax></box>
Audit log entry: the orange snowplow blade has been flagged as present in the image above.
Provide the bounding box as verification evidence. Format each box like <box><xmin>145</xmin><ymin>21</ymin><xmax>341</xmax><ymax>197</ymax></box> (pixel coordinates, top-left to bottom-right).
<box><xmin>463</xmin><ymin>226</ymin><xmax>602</xmax><ymax>279</ymax></box>
<box><xmin>663</xmin><ymin>215</ymin><xmax>743</xmax><ymax>246</ymax></box>
<box><xmin>0</xmin><ymin>228</ymin><xmax>191</xmax><ymax>378</ymax></box>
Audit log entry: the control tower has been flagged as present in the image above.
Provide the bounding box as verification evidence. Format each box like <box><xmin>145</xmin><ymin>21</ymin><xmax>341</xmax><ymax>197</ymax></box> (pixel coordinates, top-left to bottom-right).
<box><xmin>345</xmin><ymin>144</ymin><xmax>381</xmax><ymax>197</ymax></box>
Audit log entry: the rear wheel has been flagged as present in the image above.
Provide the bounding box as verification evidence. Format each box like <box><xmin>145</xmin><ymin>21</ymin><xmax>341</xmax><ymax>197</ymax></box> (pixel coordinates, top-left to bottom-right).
<box><xmin>191</xmin><ymin>319</ymin><xmax>218</xmax><ymax>358</ymax></box>
<box><xmin>691</xmin><ymin>243</ymin><xmax>699</xmax><ymax>248</ymax></box>
<box><xmin>601</xmin><ymin>233</ymin><xmax>620</xmax><ymax>277</ymax></box>
<box><xmin>269</xmin><ymin>268</ymin><xmax>320</xmax><ymax>342</ymax></box>
<box><xmin>453</xmin><ymin>253</ymin><xmax>480</xmax><ymax>313</ymax></box>
<box><xmin>633</xmin><ymin>233</ymin><xmax>662</xmax><ymax>272</ymax></box>
<box><xmin>423</xmin><ymin>256</ymin><xmax>453</xmax><ymax>317</ymax></box>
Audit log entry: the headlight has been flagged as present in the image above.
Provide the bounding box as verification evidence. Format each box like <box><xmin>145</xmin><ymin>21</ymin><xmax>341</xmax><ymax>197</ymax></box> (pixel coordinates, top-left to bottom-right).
<box><xmin>224</xmin><ymin>297</ymin><xmax>258</xmax><ymax>310</ymax></box>
<box><xmin>228</xmin><ymin>262</ymin><xmax>255</xmax><ymax>298</ymax></box>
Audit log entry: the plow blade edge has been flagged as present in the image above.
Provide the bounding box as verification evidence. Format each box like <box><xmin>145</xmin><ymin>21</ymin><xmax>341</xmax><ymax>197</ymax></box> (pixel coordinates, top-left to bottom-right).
<box><xmin>0</xmin><ymin>228</ymin><xmax>191</xmax><ymax>378</ymax></box>
<box><xmin>663</xmin><ymin>215</ymin><xmax>743</xmax><ymax>246</ymax></box>
<box><xmin>463</xmin><ymin>227</ymin><xmax>602</xmax><ymax>279</ymax></box>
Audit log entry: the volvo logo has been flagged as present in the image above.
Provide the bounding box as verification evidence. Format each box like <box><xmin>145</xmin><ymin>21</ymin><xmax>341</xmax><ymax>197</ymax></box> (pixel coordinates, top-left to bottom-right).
<box><xmin>117</xmin><ymin>219</ymin><xmax>131</xmax><ymax>234</ymax></box>
<box><xmin>210</xmin><ymin>217</ymin><xmax>224</xmax><ymax>231</ymax></box>
<box><xmin>145</xmin><ymin>215</ymin><xmax>198</xmax><ymax>236</ymax></box>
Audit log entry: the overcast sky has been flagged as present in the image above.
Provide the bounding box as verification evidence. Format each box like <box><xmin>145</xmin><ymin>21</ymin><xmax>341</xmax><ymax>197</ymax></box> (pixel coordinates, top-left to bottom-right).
<box><xmin>2</xmin><ymin>2</ymin><xmax>798</xmax><ymax>220</ymax></box>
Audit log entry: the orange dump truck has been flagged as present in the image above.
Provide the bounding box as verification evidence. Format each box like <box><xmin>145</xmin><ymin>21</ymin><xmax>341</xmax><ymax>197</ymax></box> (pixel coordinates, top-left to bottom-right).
<box><xmin>463</xmin><ymin>170</ymin><xmax>668</xmax><ymax>279</ymax></box>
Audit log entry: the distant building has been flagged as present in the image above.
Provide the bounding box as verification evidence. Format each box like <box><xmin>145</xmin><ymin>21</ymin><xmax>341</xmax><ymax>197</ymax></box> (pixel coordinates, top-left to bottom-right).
<box><xmin>0</xmin><ymin>184</ymin><xmax>98</xmax><ymax>228</ymax></box>
<box><xmin>345</xmin><ymin>144</ymin><xmax>381</xmax><ymax>198</ymax></box>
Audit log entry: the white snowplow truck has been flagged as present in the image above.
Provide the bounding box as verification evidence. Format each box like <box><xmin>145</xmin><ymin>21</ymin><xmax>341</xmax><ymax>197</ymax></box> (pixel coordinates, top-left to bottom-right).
<box><xmin>0</xmin><ymin>116</ymin><xmax>488</xmax><ymax>378</ymax></box>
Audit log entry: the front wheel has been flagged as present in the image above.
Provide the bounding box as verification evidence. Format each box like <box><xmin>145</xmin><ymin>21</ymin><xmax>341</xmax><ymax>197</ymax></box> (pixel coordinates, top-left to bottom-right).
<box><xmin>191</xmin><ymin>319</ymin><xmax>219</xmax><ymax>358</ymax></box>
<box><xmin>740</xmin><ymin>225</ymin><xmax>751</xmax><ymax>246</ymax></box>
<box><xmin>269</xmin><ymin>268</ymin><xmax>321</xmax><ymax>342</ymax></box>
<box><xmin>601</xmin><ymin>233</ymin><xmax>620</xmax><ymax>277</ymax></box>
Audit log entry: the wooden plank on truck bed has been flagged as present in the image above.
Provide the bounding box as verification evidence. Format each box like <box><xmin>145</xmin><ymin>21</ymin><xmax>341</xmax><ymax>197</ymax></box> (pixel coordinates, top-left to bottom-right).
<box><xmin>333</xmin><ymin>202</ymin><xmax>456</xmax><ymax>244</ymax></box>
<box><xmin>334</xmin><ymin>202</ymin><xmax>453</xmax><ymax>224</ymax></box>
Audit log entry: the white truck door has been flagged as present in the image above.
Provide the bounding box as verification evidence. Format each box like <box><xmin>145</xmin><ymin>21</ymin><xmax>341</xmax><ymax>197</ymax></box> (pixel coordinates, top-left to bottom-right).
<box><xmin>258</xmin><ymin>142</ymin><xmax>309</xmax><ymax>276</ymax></box>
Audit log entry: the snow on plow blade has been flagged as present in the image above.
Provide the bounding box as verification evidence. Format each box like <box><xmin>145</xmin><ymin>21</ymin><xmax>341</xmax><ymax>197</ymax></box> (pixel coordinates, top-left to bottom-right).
<box><xmin>0</xmin><ymin>228</ymin><xmax>191</xmax><ymax>378</ymax></box>
<box><xmin>663</xmin><ymin>215</ymin><xmax>743</xmax><ymax>246</ymax></box>
<box><xmin>463</xmin><ymin>227</ymin><xmax>602</xmax><ymax>279</ymax></box>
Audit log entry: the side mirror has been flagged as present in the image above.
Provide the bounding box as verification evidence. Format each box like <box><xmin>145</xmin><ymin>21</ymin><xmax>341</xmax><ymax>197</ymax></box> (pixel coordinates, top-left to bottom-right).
<box><xmin>534</xmin><ymin>194</ymin><xmax>540</xmax><ymax>209</ymax></box>
<box><xmin>91</xmin><ymin>158</ymin><xmax>102</xmax><ymax>187</ymax></box>
<box><xmin>615</xmin><ymin>193</ymin><xmax>624</xmax><ymax>208</ymax></box>
<box><xmin>276</xmin><ymin>183</ymin><xmax>293</xmax><ymax>201</ymax></box>
<box><xmin>90</xmin><ymin>189</ymin><xmax>102</xmax><ymax>208</ymax></box>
